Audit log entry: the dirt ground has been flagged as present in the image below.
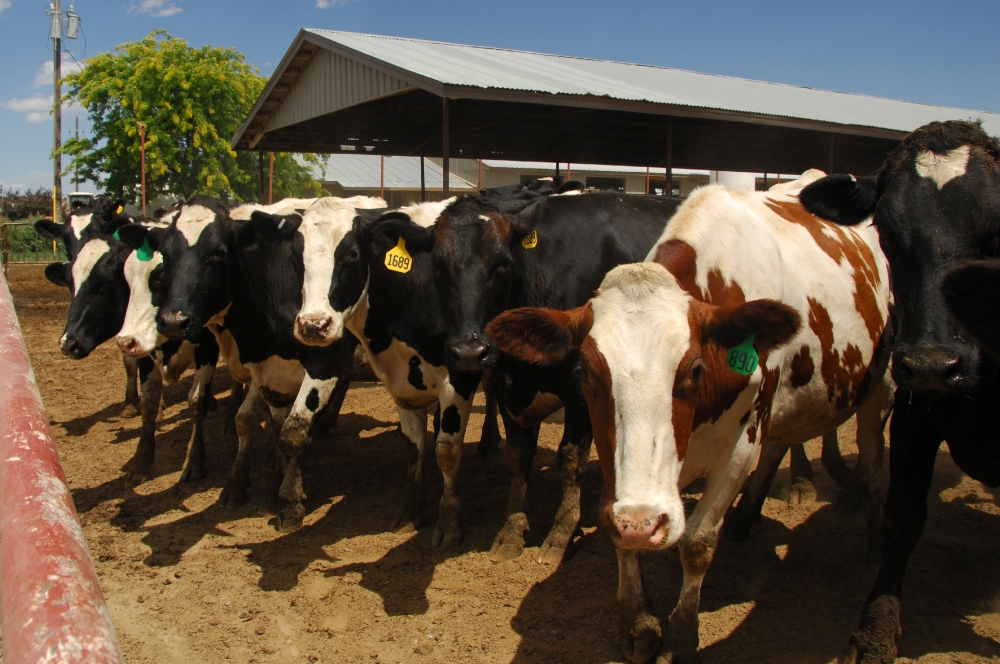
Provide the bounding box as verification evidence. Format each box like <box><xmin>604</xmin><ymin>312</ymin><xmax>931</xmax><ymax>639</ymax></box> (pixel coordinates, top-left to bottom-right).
<box><xmin>6</xmin><ymin>261</ymin><xmax>1000</xmax><ymax>664</ymax></box>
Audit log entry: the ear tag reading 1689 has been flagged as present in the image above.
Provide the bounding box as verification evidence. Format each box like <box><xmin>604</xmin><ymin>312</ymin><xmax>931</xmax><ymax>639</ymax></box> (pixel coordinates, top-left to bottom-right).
<box><xmin>384</xmin><ymin>238</ymin><xmax>412</xmax><ymax>273</ymax></box>
<box><xmin>521</xmin><ymin>229</ymin><xmax>538</xmax><ymax>249</ymax></box>
<box><xmin>727</xmin><ymin>334</ymin><xmax>759</xmax><ymax>376</ymax></box>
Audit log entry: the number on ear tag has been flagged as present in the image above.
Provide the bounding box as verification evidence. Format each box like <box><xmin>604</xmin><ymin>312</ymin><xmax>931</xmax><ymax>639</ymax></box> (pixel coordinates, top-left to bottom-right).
<box><xmin>727</xmin><ymin>334</ymin><xmax>759</xmax><ymax>375</ymax></box>
<box><xmin>384</xmin><ymin>238</ymin><xmax>412</xmax><ymax>274</ymax></box>
<box><xmin>521</xmin><ymin>229</ymin><xmax>538</xmax><ymax>249</ymax></box>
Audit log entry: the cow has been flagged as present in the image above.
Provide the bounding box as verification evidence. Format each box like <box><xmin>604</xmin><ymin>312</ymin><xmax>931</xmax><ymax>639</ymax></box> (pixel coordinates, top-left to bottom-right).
<box><xmin>942</xmin><ymin>259</ymin><xmax>1000</xmax><ymax>356</ymax></box>
<box><xmin>134</xmin><ymin>195</ymin><xmax>384</xmax><ymax>530</ymax></box>
<box><xmin>798</xmin><ymin>119</ymin><xmax>1000</xmax><ymax>663</ymax></box>
<box><xmin>478</xmin><ymin>177</ymin><xmax>584</xmax><ymax>200</ymax></box>
<box><xmin>487</xmin><ymin>172</ymin><xmax>892</xmax><ymax>663</ymax></box>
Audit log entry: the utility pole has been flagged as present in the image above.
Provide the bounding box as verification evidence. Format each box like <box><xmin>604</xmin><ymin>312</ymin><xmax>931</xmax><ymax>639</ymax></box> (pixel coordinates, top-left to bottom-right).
<box><xmin>50</xmin><ymin>0</ymin><xmax>62</xmax><ymax>224</ymax></box>
<box><xmin>74</xmin><ymin>116</ymin><xmax>79</xmax><ymax>192</ymax></box>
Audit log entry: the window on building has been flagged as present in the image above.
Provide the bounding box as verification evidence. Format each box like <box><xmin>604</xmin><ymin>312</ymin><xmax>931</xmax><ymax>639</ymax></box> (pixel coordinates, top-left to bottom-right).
<box><xmin>586</xmin><ymin>177</ymin><xmax>626</xmax><ymax>192</ymax></box>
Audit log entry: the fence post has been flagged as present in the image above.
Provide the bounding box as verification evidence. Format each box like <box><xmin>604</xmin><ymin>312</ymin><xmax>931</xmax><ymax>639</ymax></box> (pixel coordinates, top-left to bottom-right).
<box><xmin>2</xmin><ymin>223</ymin><xmax>8</xmax><ymax>276</ymax></box>
<box><xmin>0</xmin><ymin>267</ymin><xmax>125</xmax><ymax>664</ymax></box>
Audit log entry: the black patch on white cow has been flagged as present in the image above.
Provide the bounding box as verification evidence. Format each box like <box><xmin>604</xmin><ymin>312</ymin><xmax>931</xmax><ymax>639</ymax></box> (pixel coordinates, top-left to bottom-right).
<box><xmin>440</xmin><ymin>405</ymin><xmax>461</xmax><ymax>435</ymax></box>
<box><xmin>305</xmin><ymin>388</ymin><xmax>320</xmax><ymax>412</ymax></box>
<box><xmin>408</xmin><ymin>355</ymin><xmax>426</xmax><ymax>390</ymax></box>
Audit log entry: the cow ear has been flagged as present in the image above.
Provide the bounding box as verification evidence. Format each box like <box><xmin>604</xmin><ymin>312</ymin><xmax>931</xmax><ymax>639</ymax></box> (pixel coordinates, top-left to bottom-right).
<box><xmin>706</xmin><ymin>300</ymin><xmax>801</xmax><ymax>354</ymax></box>
<box><xmin>249</xmin><ymin>211</ymin><xmax>301</xmax><ymax>245</ymax></box>
<box><xmin>115</xmin><ymin>223</ymin><xmax>149</xmax><ymax>250</ymax></box>
<box><xmin>799</xmin><ymin>164</ymin><xmax>888</xmax><ymax>226</ymax></box>
<box><xmin>103</xmin><ymin>214</ymin><xmax>133</xmax><ymax>234</ymax></box>
<box><xmin>366</xmin><ymin>211</ymin><xmax>436</xmax><ymax>253</ymax></box>
<box><xmin>943</xmin><ymin>260</ymin><xmax>1000</xmax><ymax>356</ymax></box>
<box><xmin>34</xmin><ymin>218</ymin><xmax>64</xmax><ymax>240</ymax></box>
<box><xmin>44</xmin><ymin>261</ymin><xmax>70</xmax><ymax>288</ymax></box>
<box><xmin>487</xmin><ymin>302</ymin><xmax>593</xmax><ymax>365</ymax></box>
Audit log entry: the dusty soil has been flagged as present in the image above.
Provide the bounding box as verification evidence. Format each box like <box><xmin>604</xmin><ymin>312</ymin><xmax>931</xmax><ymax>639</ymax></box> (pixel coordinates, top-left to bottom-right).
<box><xmin>6</xmin><ymin>262</ymin><xmax>1000</xmax><ymax>664</ymax></box>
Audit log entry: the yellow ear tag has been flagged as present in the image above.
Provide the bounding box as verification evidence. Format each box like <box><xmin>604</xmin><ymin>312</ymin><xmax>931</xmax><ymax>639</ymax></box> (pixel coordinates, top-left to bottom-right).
<box><xmin>116</xmin><ymin>205</ymin><xmax>124</xmax><ymax>214</ymax></box>
<box><xmin>384</xmin><ymin>238</ymin><xmax>412</xmax><ymax>274</ymax></box>
<box><xmin>521</xmin><ymin>229</ymin><xmax>538</xmax><ymax>249</ymax></box>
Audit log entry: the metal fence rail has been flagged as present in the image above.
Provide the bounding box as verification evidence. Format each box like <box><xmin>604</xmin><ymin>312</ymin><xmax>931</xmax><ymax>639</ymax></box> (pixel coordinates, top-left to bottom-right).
<box><xmin>1</xmin><ymin>221</ymin><xmax>68</xmax><ymax>274</ymax></box>
<box><xmin>0</xmin><ymin>267</ymin><xmax>125</xmax><ymax>663</ymax></box>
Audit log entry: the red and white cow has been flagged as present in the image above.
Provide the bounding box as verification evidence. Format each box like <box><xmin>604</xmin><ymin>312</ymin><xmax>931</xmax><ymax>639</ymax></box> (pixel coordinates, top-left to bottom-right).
<box><xmin>487</xmin><ymin>171</ymin><xmax>892</xmax><ymax>663</ymax></box>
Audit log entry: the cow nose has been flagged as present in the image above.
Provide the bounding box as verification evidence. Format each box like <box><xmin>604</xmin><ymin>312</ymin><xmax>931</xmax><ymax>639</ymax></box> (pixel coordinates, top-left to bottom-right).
<box><xmin>296</xmin><ymin>315</ymin><xmax>333</xmax><ymax>342</ymax></box>
<box><xmin>894</xmin><ymin>346</ymin><xmax>964</xmax><ymax>392</ymax></box>
<box><xmin>117</xmin><ymin>336</ymin><xmax>139</xmax><ymax>356</ymax></box>
<box><xmin>608</xmin><ymin>506</ymin><xmax>669</xmax><ymax>550</ymax></box>
<box><xmin>60</xmin><ymin>336</ymin><xmax>82</xmax><ymax>359</ymax></box>
<box><xmin>159</xmin><ymin>311</ymin><xmax>191</xmax><ymax>339</ymax></box>
<box><xmin>448</xmin><ymin>339</ymin><xmax>491</xmax><ymax>371</ymax></box>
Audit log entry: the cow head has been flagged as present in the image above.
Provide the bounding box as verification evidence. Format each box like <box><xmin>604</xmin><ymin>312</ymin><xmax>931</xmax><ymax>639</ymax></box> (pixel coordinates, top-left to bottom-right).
<box><xmin>35</xmin><ymin>201</ymin><xmax>132</xmax><ymax>262</ymax></box>
<box><xmin>47</xmin><ymin>234</ymin><xmax>134</xmax><ymax>359</ymax></box>
<box><xmin>487</xmin><ymin>263</ymin><xmax>799</xmax><ymax>550</ymax></box>
<box><xmin>147</xmin><ymin>197</ymin><xmax>235</xmax><ymax>341</ymax></box>
<box><xmin>801</xmin><ymin>120</ymin><xmax>1000</xmax><ymax>393</ymax></box>
<box><xmin>115</xmin><ymin>247</ymin><xmax>169</xmax><ymax>358</ymax></box>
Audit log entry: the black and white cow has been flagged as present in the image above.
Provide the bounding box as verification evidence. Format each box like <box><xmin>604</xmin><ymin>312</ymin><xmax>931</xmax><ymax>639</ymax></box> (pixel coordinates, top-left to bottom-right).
<box><xmin>800</xmin><ymin>119</ymin><xmax>1000</xmax><ymax>663</ymax></box>
<box><xmin>478</xmin><ymin>177</ymin><xmax>584</xmax><ymax>201</ymax></box>
<box><xmin>137</xmin><ymin>195</ymin><xmax>383</xmax><ymax>529</ymax></box>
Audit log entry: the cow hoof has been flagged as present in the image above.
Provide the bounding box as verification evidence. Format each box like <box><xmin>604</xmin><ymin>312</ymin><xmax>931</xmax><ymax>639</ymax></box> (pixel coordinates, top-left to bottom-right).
<box><xmin>392</xmin><ymin>519</ymin><xmax>419</xmax><ymax>534</ymax></box>
<box><xmin>259</xmin><ymin>497</ymin><xmax>279</xmax><ymax>518</ymax></box>
<box><xmin>788</xmin><ymin>480</ymin><xmax>817</xmax><ymax>507</ymax></box>
<box><xmin>125</xmin><ymin>467</ymin><xmax>151</xmax><ymax>487</ymax></box>
<box><xmin>840</xmin><ymin>596</ymin><xmax>900</xmax><ymax>664</ymax></box>
<box><xmin>120</xmin><ymin>403</ymin><xmax>139</xmax><ymax>418</ymax></box>
<box><xmin>620</xmin><ymin>612</ymin><xmax>662</xmax><ymax>664</ymax></box>
<box><xmin>432</xmin><ymin>527</ymin><xmax>462</xmax><ymax>549</ymax></box>
<box><xmin>275</xmin><ymin>503</ymin><xmax>305</xmax><ymax>533</ymax></box>
<box><xmin>218</xmin><ymin>478</ymin><xmax>249</xmax><ymax>508</ymax></box>
<box><xmin>178</xmin><ymin>465</ymin><xmax>204</xmax><ymax>483</ymax></box>
<box><xmin>535</xmin><ymin>541</ymin><xmax>567</xmax><ymax>565</ymax></box>
<box><xmin>488</xmin><ymin>513</ymin><xmax>528</xmax><ymax>563</ymax></box>
<box><xmin>656</xmin><ymin>648</ymin><xmax>700</xmax><ymax>664</ymax></box>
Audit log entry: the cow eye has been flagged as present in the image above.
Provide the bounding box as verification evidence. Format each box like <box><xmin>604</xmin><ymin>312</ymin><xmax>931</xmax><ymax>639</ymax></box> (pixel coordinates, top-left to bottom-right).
<box><xmin>209</xmin><ymin>246</ymin><xmax>228</xmax><ymax>261</ymax></box>
<box><xmin>346</xmin><ymin>247</ymin><xmax>360</xmax><ymax>261</ymax></box>
<box><xmin>689</xmin><ymin>362</ymin><xmax>704</xmax><ymax>385</ymax></box>
<box><xmin>573</xmin><ymin>363</ymin><xmax>590</xmax><ymax>384</ymax></box>
<box><xmin>492</xmin><ymin>256</ymin><xmax>512</xmax><ymax>276</ymax></box>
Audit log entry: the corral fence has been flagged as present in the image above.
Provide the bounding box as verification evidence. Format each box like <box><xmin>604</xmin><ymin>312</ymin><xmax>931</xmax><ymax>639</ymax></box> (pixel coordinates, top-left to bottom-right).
<box><xmin>1</xmin><ymin>220</ymin><xmax>68</xmax><ymax>275</ymax></box>
<box><xmin>0</xmin><ymin>267</ymin><xmax>125</xmax><ymax>663</ymax></box>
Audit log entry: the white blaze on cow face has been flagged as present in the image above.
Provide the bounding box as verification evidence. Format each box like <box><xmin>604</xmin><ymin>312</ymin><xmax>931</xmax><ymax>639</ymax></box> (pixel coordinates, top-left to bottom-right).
<box><xmin>915</xmin><ymin>145</ymin><xmax>971</xmax><ymax>189</ymax></box>
<box><xmin>71</xmin><ymin>238</ymin><xmax>111</xmax><ymax>295</ymax></box>
<box><xmin>175</xmin><ymin>204</ymin><xmax>218</xmax><ymax>246</ymax></box>
<box><xmin>589</xmin><ymin>263</ymin><xmax>693</xmax><ymax>549</ymax></box>
<box><xmin>117</xmin><ymin>250</ymin><xmax>165</xmax><ymax>358</ymax></box>
<box><xmin>69</xmin><ymin>212</ymin><xmax>95</xmax><ymax>242</ymax></box>
<box><xmin>295</xmin><ymin>197</ymin><xmax>385</xmax><ymax>346</ymax></box>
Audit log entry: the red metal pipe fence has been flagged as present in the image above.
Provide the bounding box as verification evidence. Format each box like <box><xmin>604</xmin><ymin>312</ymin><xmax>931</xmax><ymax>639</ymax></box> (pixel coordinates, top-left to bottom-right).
<box><xmin>0</xmin><ymin>268</ymin><xmax>125</xmax><ymax>663</ymax></box>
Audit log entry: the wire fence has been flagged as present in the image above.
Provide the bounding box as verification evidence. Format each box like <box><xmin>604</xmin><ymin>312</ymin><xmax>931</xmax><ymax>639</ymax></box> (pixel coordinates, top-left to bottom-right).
<box><xmin>1</xmin><ymin>220</ymin><xmax>68</xmax><ymax>274</ymax></box>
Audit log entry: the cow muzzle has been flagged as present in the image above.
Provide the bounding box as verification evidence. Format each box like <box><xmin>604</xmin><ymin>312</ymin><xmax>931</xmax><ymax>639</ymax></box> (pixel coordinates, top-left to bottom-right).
<box><xmin>60</xmin><ymin>334</ymin><xmax>89</xmax><ymax>360</ymax></box>
<box><xmin>447</xmin><ymin>337</ymin><xmax>492</xmax><ymax>371</ymax></box>
<box><xmin>159</xmin><ymin>310</ymin><xmax>193</xmax><ymax>339</ymax></box>
<box><xmin>116</xmin><ymin>335</ymin><xmax>145</xmax><ymax>358</ymax></box>
<box><xmin>604</xmin><ymin>504</ymin><xmax>672</xmax><ymax>550</ymax></box>
<box><xmin>295</xmin><ymin>313</ymin><xmax>341</xmax><ymax>346</ymax></box>
<box><xmin>893</xmin><ymin>344</ymin><xmax>964</xmax><ymax>392</ymax></box>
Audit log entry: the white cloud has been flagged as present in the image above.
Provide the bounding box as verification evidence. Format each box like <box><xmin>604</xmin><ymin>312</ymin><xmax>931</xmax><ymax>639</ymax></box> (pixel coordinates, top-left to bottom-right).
<box><xmin>317</xmin><ymin>0</ymin><xmax>356</xmax><ymax>7</ymax></box>
<box><xmin>127</xmin><ymin>0</ymin><xmax>182</xmax><ymax>17</ymax></box>
<box><xmin>33</xmin><ymin>59</ymin><xmax>86</xmax><ymax>89</ymax></box>
<box><xmin>0</xmin><ymin>1</ymin><xmax>11</xmax><ymax>16</ymax></box>
<box><xmin>2</xmin><ymin>96</ymin><xmax>53</xmax><ymax>113</ymax></box>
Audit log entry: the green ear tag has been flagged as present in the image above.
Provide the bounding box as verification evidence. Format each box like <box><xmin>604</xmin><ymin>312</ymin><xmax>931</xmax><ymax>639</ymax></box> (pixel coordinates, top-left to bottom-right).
<box><xmin>136</xmin><ymin>238</ymin><xmax>153</xmax><ymax>262</ymax></box>
<box><xmin>113</xmin><ymin>229</ymin><xmax>121</xmax><ymax>241</ymax></box>
<box><xmin>727</xmin><ymin>334</ymin><xmax>759</xmax><ymax>376</ymax></box>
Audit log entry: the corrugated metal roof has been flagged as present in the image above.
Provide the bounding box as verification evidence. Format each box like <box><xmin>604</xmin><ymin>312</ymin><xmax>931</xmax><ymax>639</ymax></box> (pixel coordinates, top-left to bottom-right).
<box><xmin>320</xmin><ymin>155</ymin><xmax>475</xmax><ymax>189</ymax></box>
<box><xmin>481</xmin><ymin>160</ymin><xmax>709</xmax><ymax>175</ymax></box>
<box><xmin>303</xmin><ymin>29</ymin><xmax>1000</xmax><ymax>136</ymax></box>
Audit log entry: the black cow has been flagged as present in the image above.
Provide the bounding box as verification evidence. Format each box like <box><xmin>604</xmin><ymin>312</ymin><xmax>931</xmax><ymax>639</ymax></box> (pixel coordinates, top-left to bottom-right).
<box><xmin>479</xmin><ymin>177</ymin><xmax>585</xmax><ymax>200</ymax></box>
<box><xmin>132</xmin><ymin>196</ymin><xmax>376</xmax><ymax>530</ymax></box>
<box><xmin>800</xmin><ymin>119</ymin><xmax>1000</xmax><ymax>663</ymax></box>
<box><xmin>942</xmin><ymin>259</ymin><xmax>1000</xmax><ymax>356</ymax></box>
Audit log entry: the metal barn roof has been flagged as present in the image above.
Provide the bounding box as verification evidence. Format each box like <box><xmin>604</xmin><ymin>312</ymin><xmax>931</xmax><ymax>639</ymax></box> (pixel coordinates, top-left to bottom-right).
<box><xmin>321</xmin><ymin>155</ymin><xmax>475</xmax><ymax>189</ymax></box>
<box><xmin>234</xmin><ymin>30</ymin><xmax>1000</xmax><ymax>176</ymax></box>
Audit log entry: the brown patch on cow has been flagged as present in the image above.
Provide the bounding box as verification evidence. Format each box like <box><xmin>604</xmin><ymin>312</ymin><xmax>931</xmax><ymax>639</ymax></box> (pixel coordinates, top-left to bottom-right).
<box><xmin>852</xmin><ymin>329</ymin><xmax>889</xmax><ymax>408</ymax></box>
<box><xmin>687</xmin><ymin>302</ymin><xmax>752</xmax><ymax>430</ymax></box>
<box><xmin>579</xmin><ymin>337</ymin><xmax>617</xmax><ymax>504</ymax></box>
<box><xmin>487</xmin><ymin>303</ymin><xmax>593</xmax><ymax>365</ymax></box>
<box><xmin>766</xmin><ymin>200</ymin><xmax>885</xmax><ymax>348</ymax></box>
<box><xmin>807</xmin><ymin>297</ymin><xmax>868</xmax><ymax>409</ymax></box>
<box><xmin>747</xmin><ymin>422</ymin><xmax>758</xmax><ymax>444</ymax></box>
<box><xmin>753</xmin><ymin>363</ymin><xmax>781</xmax><ymax>441</ymax></box>
<box><xmin>790</xmin><ymin>345</ymin><xmax>815</xmax><ymax>388</ymax></box>
<box><xmin>653</xmin><ymin>239</ymin><xmax>747</xmax><ymax>306</ymax></box>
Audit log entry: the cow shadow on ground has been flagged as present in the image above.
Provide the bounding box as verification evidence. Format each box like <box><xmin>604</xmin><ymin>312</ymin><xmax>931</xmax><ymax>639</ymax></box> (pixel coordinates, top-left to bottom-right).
<box><xmin>58</xmin><ymin>401</ymin><xmax>132</xmax><ymax>437</ymax></box>
<box><xmin>505</xmin><ymin>448</ymin><xmax>1000</xmax><ymax>663</ymax></box>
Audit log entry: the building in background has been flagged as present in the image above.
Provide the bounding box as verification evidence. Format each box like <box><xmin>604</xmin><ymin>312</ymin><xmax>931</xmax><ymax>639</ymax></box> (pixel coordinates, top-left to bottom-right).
<box><xmin>319</xmin><ymin>154</ymin><xmax>476</xmax><ymax>206</ymax></box>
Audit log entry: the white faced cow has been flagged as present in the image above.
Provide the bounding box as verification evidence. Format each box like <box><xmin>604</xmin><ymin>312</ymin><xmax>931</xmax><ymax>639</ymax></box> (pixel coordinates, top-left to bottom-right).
<box><xmin>488</xmin><ymin>172</ymin><xmax>892</xmax><ymax>664</ymax></box>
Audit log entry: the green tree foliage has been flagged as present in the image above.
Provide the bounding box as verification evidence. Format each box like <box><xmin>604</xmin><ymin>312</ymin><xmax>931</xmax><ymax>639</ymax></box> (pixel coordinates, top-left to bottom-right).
<box><xmin>62</xmin><ymin>30</ymin><xmax>324</xmax><ymax>204</ymax></box>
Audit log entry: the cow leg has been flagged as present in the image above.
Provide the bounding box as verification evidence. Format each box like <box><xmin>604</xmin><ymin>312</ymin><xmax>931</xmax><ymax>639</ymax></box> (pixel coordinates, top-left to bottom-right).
<box><xmin>788</xmin><ymin>443</ymin><xmax>817</xmax><ymax>507</ymax></box>
<box><xmin>262</xmin><ymin>406</ymin><xmax>291</xmax><ymax>522</ymax></box>
<box><xmin>843</xmin><ymin>395</ymin><xmax>941</xmax><ymax>664</ymax></box>
<box><xmin>121</xmin><ymin>354</ymin><xmax>140</xmax><ymax>418</ymax></box>
<box><xmin>392</xmin><ymin>406</ymin><xmax>428</xmax><ymax>534</ymax></box>
<box><xmin>658</xmin><ymin>437</ymin><xmax>758</xmax><ymax>664</ymax></box>
<box><xmin>538</xmin><ymin>393</ymin><xmax>594</xmax><ymax>565</ymax></box>
<box><xmin>431</xmin><ymin>388</ymin><xmax>474</xmax><ymax>549</ymax></box>
<box><xmin>617</xmin><ymin>550</ymin><xmax>662</xmax><ymax>664</ymax></box>
<box><xmin>841</xmin><ymin>382</ymin><xmax>892</xmax><ymax>555</ymax></box>
<box><xmin>489</xmin><ymin>407</ymin><xmax>538</xmax><ymax>563</ymax></box>
<box><xmin>179</xmin><ymin>339</ymin><xmax>218</xmax><ymax>483</ymax></box>
<box><xmin>821</xmin><ymin>428</ymin><xmax>853</xmax><ymax>487</ymax></box>
<box><xmin>477</xmin><ymin>371</ymin><xmax>502</xmax><ymax>462</ymax></box>
<box><xmin>125</xmin><ymin>357</ymin><xmax>162</xmax><ymax>486</ymax></box>
<box><xmin>218</xmin><ymin>381</ymin><xmax>263</xmax><ymax>508</ymax></box>
<box><xmin>722</xmin><ymin>442</ymin><xmax>786</xmax><ymax>541</ymax></box>
<box><xmin>222</xmin><ymin>381</ymin><xmax>245</xmax><ymax>436</ymax></box>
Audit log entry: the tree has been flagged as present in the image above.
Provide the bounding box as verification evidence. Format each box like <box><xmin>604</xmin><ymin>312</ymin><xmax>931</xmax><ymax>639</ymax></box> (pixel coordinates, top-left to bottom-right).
<box><xmin>62</xmin><ymin>30</ymin><xmax>324</xmax><ymax>204</ymax></box>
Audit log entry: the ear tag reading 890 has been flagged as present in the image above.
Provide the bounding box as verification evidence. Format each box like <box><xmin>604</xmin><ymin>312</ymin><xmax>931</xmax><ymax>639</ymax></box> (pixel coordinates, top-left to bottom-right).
<box><xmin>521</xmin><ymin>229</ymin><xmax>538</xmax><ymax>249</ymax></box>
<box><xmin>384</xmin><ymin>238</ymin><xmax>412</xmax><ymax>273</ymax></box>
<box><xmin>727</xmin><ymin>334</ymin><xmax>759</xmax><ymax>376</ymax></box>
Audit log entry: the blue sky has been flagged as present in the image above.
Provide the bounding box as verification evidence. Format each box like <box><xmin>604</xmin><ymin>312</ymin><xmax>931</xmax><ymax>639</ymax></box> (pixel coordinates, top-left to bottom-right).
<box><xmin>2</xmin><ymin>0</ymin><xmax>999</xmax><ymax>193</ymax></box>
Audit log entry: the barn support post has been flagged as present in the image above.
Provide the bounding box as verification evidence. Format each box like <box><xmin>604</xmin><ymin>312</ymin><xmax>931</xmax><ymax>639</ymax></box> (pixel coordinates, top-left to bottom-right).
<box><xmin>828</xmin><ymin>133</ymin><xmax>836</xmax><ymax>175</ymax></box>
<box><xmin>420</xmin><ymin>155</ymin><xmax>426</xmax><ymax>202</ymax></box>
<box><xmin>268</xmin><ymin>152</ymin><xmax>274</xmax><ymax>205</ymax></box>
<box><xmin>442</xmin><ymin>97</ymin><xmax>450</xmax><ymax>199</ymax></box>
<box><xmin>555</xmin><ymin>162</ymin><xmax>560</xmax><ymax>182</ymax></box>
<box><xmin>0</xmin><ymin>268</ymin><xmax>125</xmax><ymax>664</ymax></box>
<box><xmin>665</xmin><ymin>118</ymin><xmax>673</xmax><ymax>196</ymax></box>
<box><xmin>646</xmin><ymin>166</ymin><xmax>650</xmax><ymax>195</ymax></box>
<box><xmin>258</xmin><ymin>148</ymin><xmax>265</xmax><ymax>203</ymax></box>
<box><xmin>380</xmin><ymin>154</ymin><xmax>385</xmax><ymax>199</ymax></box>
<box><xmin>478</xmin><ymin>159</ymin><xmax>483</xmax><ymax>189</ymax></box>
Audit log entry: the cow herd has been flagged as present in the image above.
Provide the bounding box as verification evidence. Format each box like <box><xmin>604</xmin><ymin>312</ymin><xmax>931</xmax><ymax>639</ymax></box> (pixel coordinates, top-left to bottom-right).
<box><xmin>34</xmin><ymin>119</ymin><xmax>1000</xmax><ymax>663</ymax></box>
